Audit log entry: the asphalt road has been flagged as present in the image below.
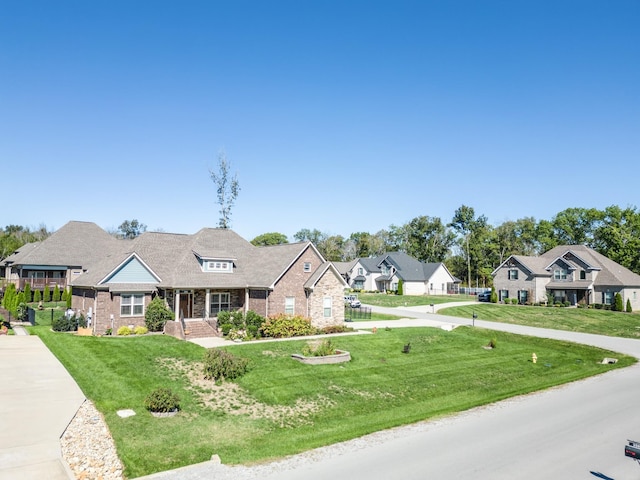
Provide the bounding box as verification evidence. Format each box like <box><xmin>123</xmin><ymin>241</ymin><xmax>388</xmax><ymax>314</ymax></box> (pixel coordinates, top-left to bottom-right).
<box><xmin>140</xmin><ymin>304</ymin><xmax>640</xmax><ymax>480</ymax></box>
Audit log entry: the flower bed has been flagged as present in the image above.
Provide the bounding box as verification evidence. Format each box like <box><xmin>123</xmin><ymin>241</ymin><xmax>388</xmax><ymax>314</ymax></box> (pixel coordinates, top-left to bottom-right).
<box><xmin>291</xmin><ymin>350</ymin><xmax>351</xmax><ymax>365</ymax></box>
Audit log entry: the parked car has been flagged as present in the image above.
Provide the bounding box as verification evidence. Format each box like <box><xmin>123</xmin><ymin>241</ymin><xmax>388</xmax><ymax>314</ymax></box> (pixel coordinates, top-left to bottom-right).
<box><xmin>477</xmin><ymin>291</ymin><xmax>491</xmax><ymax>302</ymax></box>
<box><xmin>349</xmin><ymin>299</ymin><xmax>362</xmax><ymax>308</ymax></box>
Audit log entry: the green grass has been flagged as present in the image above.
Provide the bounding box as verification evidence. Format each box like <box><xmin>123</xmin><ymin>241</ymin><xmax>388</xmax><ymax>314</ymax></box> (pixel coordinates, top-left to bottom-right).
<box><xmin>439</xmin><ymin>304</ymin><xmax>640</xmax><ymax>339</ymax></box>
<box><xmin>359</xmin><ymin>293</ymin><xmax>473</xmax><ymax>307</ymax></box>
<box><xmin>29</xmin><ymin>324</ymin><xmax>635</xmax><ymax>478</ymax></box>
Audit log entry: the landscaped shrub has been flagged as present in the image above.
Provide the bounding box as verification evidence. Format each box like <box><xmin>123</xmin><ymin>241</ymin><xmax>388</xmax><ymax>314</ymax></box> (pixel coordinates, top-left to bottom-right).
<box><xmin>23</xmin><ymin>284</ymin><xmax>31</xmax><ymax>304</ymax></box>
<box><xmin>490</xmin><ymin>287</ymin><xmax>498</xmax><ymax>303</ymax></box>
<box><xmin>230</xmin><ymin>311</ymin><xmax>244</xmax><ymax>329</ymax></box>
<box><xmin>203</xmin><ymin>348</ymin><xmax>248</xmax><ymax>381</ymax></box>
<box><xmin>117</xmin><ymin>326</ymin><xmax>132</xmax><ymax>336</ymax></box>
<box><xmin>33</xmin><ymin>289</ymin><xmax>41</xmax><ymax>303</ymax></box>
<box><xmin>52</xmin><ymin>314</ymin><xmax>77</xmax><ymax>332</ymax></box>
<box><xmin>259</xmin><ymin>313</ymin><xmax>318</xmax><ymax>338</ymax></box>
<box><xmin>322</xmin><ymin>325</ymin><xmax>352</xmax><ymax>334</ymax></box>
<box><xmin>144</xmin><ymin>297</ymin><xmax>174</xmax><ymax>332</ymax></box>
<box><xmin>594</xmin><ymin>303</ymin><xmax>603</xmax><ymax>309</ymax></box>
<box><xmin>65</xmin><ymin>288</ymin><xmax>72</xmax><ymax>308</ymax></box>
<box><xmin>614</xmin><ymin>293</ymin><xmax>623</xmax><ymax>312</ymax></box>
<box><xmin>217</xmin><ymin>311</ymin><xmax>231</xmax><ymax>326</ymax></box>
<box><xmin>144</xmin><ymin>387</ymin><xmax>180</xmax><ymax>413</ymax></box>
<box><xmin>220</xmin><ymin>323</ymin><xmax>233</xmax><ymax>336</ymax></box>
<box><xmin>77</xmin><ymin>314</ymin><xmax>87</xmax><ymax>328</ymax></box>
<box><xmin>244</xmin><ymin>310</ymin><xmax>265</xmax><ymax>330</ymax></box>
<box><xmin>134</xmin><ymin>326</ymin><xmax>148</xmax><ymax>335</ymax></box>
<box><xmin>43</xmin><ymin>285</ymin><xmax>50</xmax><ymax>303</ymax></box>
<box><xmin>302</xmin><ymin>339</ymin><xmax>336</xmax><ymax>357</ymax></box>
<box><xmin>15</xmin><ymin>302</ymin><xmax>28</xmax><ymax>322</ymax></box>
<box><xmin>52</xmin><ymin>285</ymin><xmax>61</xmax><ymax>302</ymax></box>
<box><xmin>488</xmin><ymin>338</ymin><xmax>498</xmax><ymax>349</ymax></box>
<box><xmin>397</xmin><ymin>279</ymin><xmax>404</xmax><ymax>296</ymax></box>
<box><xmin>511</xmin><ymin>298</ymin><xmax>518</xmax><ymax>305</ymax></box>
<box><xmin>627</xmin><ymin>299</ymin><xmax>632</xmax><ymax>313</ymax></box>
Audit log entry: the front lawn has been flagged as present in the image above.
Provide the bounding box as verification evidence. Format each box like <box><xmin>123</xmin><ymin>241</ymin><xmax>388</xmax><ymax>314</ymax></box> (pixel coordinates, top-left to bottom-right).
<box><xmin>439</xmin><ymin>304</ymin><xmax>640</xmax><ymax>339</ymax></box>
<box><xmin>359</xmin><ymin>293</ymin><xmax>473</xmax><ymax>307</ymax></box>
<box><xmin>30</xmin><ymin>325</ymin><xmax>635</xmax><ymax>478</ymax></box>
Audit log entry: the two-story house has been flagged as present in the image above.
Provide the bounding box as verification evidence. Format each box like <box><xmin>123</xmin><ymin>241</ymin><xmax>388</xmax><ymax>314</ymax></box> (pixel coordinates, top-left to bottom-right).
<box><xmin>347</xmin><ymin>252</ymin><xmax>458</xmax><ymax>295</ymax></box>
<box><xmin>492</xmin><ymin>244</ymin><xmax>640</xmax><ymax>309</ymax></box>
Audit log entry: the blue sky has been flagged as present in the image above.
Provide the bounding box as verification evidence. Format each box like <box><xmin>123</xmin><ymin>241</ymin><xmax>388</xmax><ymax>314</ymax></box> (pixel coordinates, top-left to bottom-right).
<box><xmin>2</xmin><ymin>1</ymin><xmax>638</xmax><ymax>241</ymax></box>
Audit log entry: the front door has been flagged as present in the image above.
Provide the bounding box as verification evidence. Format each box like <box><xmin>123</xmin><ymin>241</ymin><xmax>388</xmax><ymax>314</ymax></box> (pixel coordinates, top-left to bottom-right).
<box><xmin>179</xmin><ymin>292</ymin><xmax>192</xmax><ymax>319</ymax></box>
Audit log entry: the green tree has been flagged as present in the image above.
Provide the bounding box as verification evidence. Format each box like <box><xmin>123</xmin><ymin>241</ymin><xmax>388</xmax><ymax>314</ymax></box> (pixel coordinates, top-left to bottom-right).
<box><xmin>626</xmin><ymin>298</ymin><xmax>632</xmax><ymax>313</ymax></box>
<box><xmin>614</xmin><ymin>292</ymin><xmax>623</xmax><ymax>312</ymax></box>
<box><xmin>117</xmin><ymin>219</ymin><xmax>147</xmax><ymax>239</ymax></box>
<box><xmin>450</xmin><ymin>205</ymin><xmax>489</xmax><ymax>287</ymax></box>
<box><xmin>43</xmin><ymin>285</ymin><xmax>50</xmax><ymax>303</ymax></box>
<box><xmin>294</xmin><ymin>228</ymin><xmax>326</xmax><ymax>245</ymax></box>
<box><xmin>53</xmin><ymin>285</ymin><xmax>61</xmax><ymax>302</ymax></box>
<box><xmin>251</xmin><ymin>232</ymin><xmax>289</xmax><ymax>246</ymax></box>
<box><xmin>66</xmin><ymin>288</ymin><xmax>72</xmax><ymax>308</ymax></box>
<box><xmin>405</xmin><ymin>216</ymin><xmax>455</xmax><ymax>263</ymax></box>
<box><xmin>2</xmin><ymin>283</ymin><xmax>16</xmax><ymax>312</ymax></box>
<box><xmin>23</xmin><ymin>283</ymin><xmax>32</xmax><ymax>303</ymax></box>
<box><xmin>209</xmin><ymin>151</ymin><xmax>240</xmax><ymax>229</ymax></box>
<box><xmin>397</xmin><ymin>279</ymin><xmax>404</xmax><ymax>295</ymax></box>
<box><xmin>33</xmin><ymin>289</ymin><xmax>41</xmax><ymax>303</ymax></box>
<box><xmin>552</xmin><ymin>207</ymin><xmax>602</xmax><ymax>246</ymax></box>
<box><xmin>490</xmin><ymin>287</ymin><xmax>498</xmax><ymax>303</ymax></box>
<box><xmin>593</xmin><ymin>205</ymin><xmax>640</xmax><ymax>274</ymax></box>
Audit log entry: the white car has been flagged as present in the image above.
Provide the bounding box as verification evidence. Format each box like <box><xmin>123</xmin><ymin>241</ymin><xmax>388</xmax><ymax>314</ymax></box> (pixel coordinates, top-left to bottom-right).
<box><xmin>349</xmin><ymin>299</ymin><xmax>362</xmax><ymax>308</ymax></box>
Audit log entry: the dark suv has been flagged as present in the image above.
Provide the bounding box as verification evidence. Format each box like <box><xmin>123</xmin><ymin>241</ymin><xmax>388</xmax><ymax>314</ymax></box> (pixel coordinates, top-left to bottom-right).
<box><xmin>477</xmin><ymin>291</ymin><xmax>491</xmax><ymax>302</ymax></box>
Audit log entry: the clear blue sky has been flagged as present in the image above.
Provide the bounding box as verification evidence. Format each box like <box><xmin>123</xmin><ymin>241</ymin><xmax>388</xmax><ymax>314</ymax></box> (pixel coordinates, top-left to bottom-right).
<box><xmin>2</xmin><ymin>1</ymin><xmax>638</xmax><ymax>241</ymax></box>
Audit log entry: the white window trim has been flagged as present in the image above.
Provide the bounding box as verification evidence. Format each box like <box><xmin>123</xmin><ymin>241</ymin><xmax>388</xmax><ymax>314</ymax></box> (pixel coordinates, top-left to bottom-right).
<box><xmin>121</xmin><ymin>293</ymin><xmax>144</xmax><ymax>317</ymax></box>
<box><xmin>323</xmin><ymin>296</ymin><xmax>332</xmax><ymax>318</ymax></box>
<box><xmin>211</xmin><ymin>292</ymin><xmax>231</xmax><ymax>314</ymax></box>
<box><xmin>285</xmin><ymin>297</ymin><xmax>295</xmax><ymax>315</ymax></box>
<box><xmin>303</xmin><ymin>262</ymin><xmax>311</xmax><ymax>272</ymax></box>
<box><xmin>204</xmin><ymin>260</ymin><xmax>233</xmax><ymax>273</ymax></box>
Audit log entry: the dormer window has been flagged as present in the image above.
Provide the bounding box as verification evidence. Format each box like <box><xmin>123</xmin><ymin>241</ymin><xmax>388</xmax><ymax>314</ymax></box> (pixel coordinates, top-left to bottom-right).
<box><xmin>204</xmin><ymin>260</ymin><xmax>232</xmax><ymax>273</ymax></box>
<box><xmin>303</xmin><ymin>262</ymin><xmax>311</xmax><ymax>272</ymax></box>
<box><xmin>554</xmin><ymin>268</ymin><xmax>567</xmax><ymax>280</ymax></box>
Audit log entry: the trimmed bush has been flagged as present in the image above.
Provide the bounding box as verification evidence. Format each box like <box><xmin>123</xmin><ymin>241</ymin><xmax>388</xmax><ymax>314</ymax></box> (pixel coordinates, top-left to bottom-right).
<box><xmin>627</xmin><ymin>299</ymin><xmax>632</xmax><ymax>313</ymax></box>
<box><xmin>117</xmin><ymin>326</ymin><xmax>132</xmax><ymax>336</ymax></box>
<box><xmin>23</xmin><ymin>284</ymin><xmax>32</xmax><ymax>304</ymax></box>
<box><xmin>614</xmin><ymin>293</ymin><xmax>624</xmax><ymax>312</ymax></box>
<box><xmin>145</xmin><ymin>297</ymin><xmax>174</xmax><ymax>332</ymax></box>
<box><xmin>220</xmin><ymin>323</ymin><xmax>233</xmax><ymax>336</ymax></box>
<box><xmin>230</xmin><ymin>311</ymin><xmax>244</xmax><ymax>329</ymax></box>
<box><xmin>52</xmin><ymin>314</ymin><xmax>77</xmax><ymax>332</ymax></box>
<box><xmin>33</xmin><ymin>289</ymin><xmax>41</xmax><ymax>303</ymax></box>
<box><xmin>53</xmin><ymin>285</ymin><xmax>61</xmax><ymax>302</ymax></box>
<box><xmin>397</xmin><ymin>279</ymin><xmax>404</xmax><ymax>296</ymax></box>
<box><xmin>203</xmin><ymin>348</ymin><xmax>248</xmax><ymax>381</ymax></box>
<box><xmin>134</xmin><ymin>326</ymin><xmax>148</xmax><ymax>335</ymax></box>
<box><xmin>43</xmin><ymin>285</ymin><xmax>50</xmax><ymax>303</ymax></box>
<box><xmin>144</xmin><ymin>387</ymin><xmax>180</xmax><ymax>413</ymax></box>
<box><xmin>260</xmin><ymin>313</ymin><xmax>318</xmax><ymax>338</ymax></box>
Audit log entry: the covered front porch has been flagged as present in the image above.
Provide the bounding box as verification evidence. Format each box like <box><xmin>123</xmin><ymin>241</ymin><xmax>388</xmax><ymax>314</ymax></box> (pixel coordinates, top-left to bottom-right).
<box><xmin>546</xmin><ymin>282</ymin><xmax>592</xmax><ymax>306</ymax></box>
<box><xmin>166</xmin><ymin>287</ymin><xmax>268</xmax><ymax>321</ymax></box>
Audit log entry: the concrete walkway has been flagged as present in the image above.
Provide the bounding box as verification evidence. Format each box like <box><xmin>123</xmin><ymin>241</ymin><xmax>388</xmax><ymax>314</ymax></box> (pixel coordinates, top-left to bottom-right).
<box><xmin>0</xmin><ymin>335</ymin><xmax>86</xmax><ymax>480</ymax></box>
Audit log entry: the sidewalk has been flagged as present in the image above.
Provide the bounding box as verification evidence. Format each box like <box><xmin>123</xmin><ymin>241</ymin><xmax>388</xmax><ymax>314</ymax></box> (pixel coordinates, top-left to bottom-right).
<box><xmin>0</xmin><ymin>336</ymin><xmax>85</xmax><ymax>480</ymax></box>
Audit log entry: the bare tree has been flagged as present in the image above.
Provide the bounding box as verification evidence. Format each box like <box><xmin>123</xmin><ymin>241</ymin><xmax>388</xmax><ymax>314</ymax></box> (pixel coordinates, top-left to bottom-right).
<box><xmin>209</xmin><ymin>151</ymin><xmax>240</xmax><ymax>229</ymax></box>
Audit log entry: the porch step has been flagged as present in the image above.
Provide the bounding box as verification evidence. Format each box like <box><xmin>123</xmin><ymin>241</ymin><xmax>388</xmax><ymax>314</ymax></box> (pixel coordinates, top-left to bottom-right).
<box><xmin>184</xmin><ymin>320</ymin><xmax>219</xmax><ymax>339</ymax></box>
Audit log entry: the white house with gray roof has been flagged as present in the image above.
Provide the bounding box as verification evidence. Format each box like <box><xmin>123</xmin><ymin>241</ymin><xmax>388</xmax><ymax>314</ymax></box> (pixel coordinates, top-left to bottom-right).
<box><xmin>492</xmin><ymin>244</ymin><xmax>640</xmax><ymax>309</ymax></box>
<box><xmin>348</xmin><ymin>252</ymin><xmax>458</xmax><ymax>295</ymax></box>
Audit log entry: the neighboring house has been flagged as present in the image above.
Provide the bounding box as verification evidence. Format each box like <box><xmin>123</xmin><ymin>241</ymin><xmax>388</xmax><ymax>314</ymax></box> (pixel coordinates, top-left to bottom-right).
<box><xmin>492</xmin><ymin>244</ymin><xmax>640</xmax><ymax>310</ymax></box>
<box><xmin>332</xmin><ymin>260</ymin><xmax>357</xmax><ymax>285</ymax></box>
<box><xmin>347</xmin><ymin>252</ymin><xmax>458</xmax><ymax>295</ymax></box>
<box><xmin>1</xmin><ymin>221</ymin><xmax>122</xmax><ymax>293</ymax></box>
<box><xmin>65</xmin><ymin>224</ymin><xmax>348</xmax><ymax>334</ymax></box>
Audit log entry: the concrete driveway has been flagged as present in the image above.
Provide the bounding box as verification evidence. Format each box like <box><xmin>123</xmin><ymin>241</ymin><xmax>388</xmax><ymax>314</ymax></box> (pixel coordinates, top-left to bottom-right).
<box><xmin>0</xmin><ymin>336</ymin><xmax>85</xmax><ymax>480</ymax></box>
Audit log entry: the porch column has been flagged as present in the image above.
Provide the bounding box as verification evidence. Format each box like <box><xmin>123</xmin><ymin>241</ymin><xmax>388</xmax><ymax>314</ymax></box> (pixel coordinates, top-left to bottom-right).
<box><xmin>174</xmin><ymin>290</ymin><xmax>180</xmax><ymax>320</ymax></box>
<box><xmin>244</xmin><ymin>289</ymin><xmax>249</xmax><ymax>314</ymax></box>
<box><xmin>205</xmin><ymin>289</ymin><xmax>210</xmax><ymax>319</ymax></box>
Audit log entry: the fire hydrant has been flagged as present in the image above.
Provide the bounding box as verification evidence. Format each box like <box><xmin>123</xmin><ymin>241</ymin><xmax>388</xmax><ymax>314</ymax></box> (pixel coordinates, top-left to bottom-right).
<box><xmin>532</xmin><ymin>353</ymin><xmax>537</xmax><ymax>364</ymax></box>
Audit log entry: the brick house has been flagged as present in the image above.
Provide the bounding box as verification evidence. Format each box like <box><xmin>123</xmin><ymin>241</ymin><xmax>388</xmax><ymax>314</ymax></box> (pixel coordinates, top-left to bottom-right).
<box><xmin>66</xmin><ymin>225</ymin><xmax>348</xmax><ymax>334</ymax></box>
<box><xmin>492</xmin><ymin>244</ymin><xmax>640</xmax><ymax>309</ymax></box>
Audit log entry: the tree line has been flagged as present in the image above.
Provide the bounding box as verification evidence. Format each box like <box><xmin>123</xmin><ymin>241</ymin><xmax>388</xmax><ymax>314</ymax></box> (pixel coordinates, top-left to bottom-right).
<box><xmin>3</xmin><ymin>205</ymin><xmax>639</xmax><ymax>288</ymax></box>
<box><xmin>252</xmin><ymin>205</ymin><xmax>640</xmax><ymax>287</ymax></box>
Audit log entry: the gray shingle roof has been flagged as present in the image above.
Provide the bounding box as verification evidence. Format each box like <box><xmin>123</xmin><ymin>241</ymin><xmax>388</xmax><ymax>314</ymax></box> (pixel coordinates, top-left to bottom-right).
<box><xmin>499</xmin><ymin>245</ymin><xmax>640</xmax><ymax>287</ymax></box>
<box><xmin>358</xmin><ymin>252</ymin><xmax>450</xmax><ymax>283</ymax></box>
<box><xmin>71</xmin><ymin>227</ymin><xmax>323</xmax><ymax>290</ymax></box>
<box><xmin>2</xmin><ymin>221</ymin><xmax>122</xmax><ymax>269</ymax></box>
